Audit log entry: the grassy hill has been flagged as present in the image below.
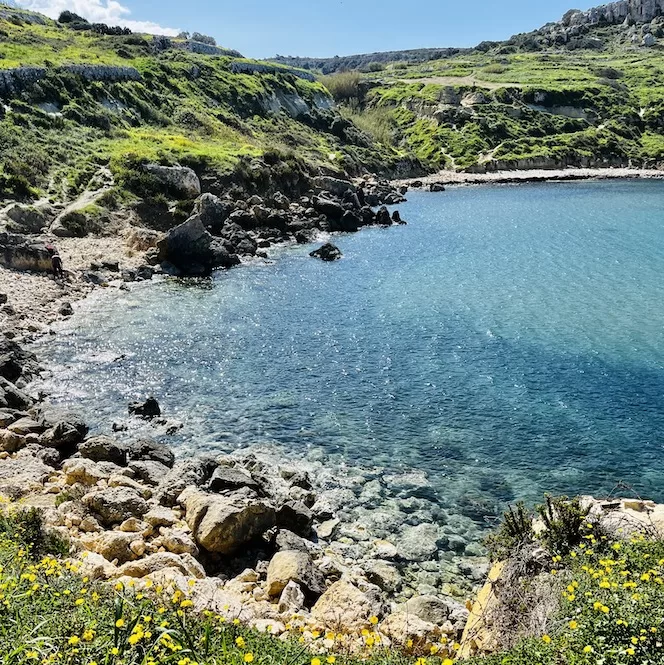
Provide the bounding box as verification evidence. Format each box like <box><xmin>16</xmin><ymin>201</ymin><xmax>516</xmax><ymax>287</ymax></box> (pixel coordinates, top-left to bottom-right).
<box><xmin>316</xmin><ymin>25</ymin><xmax>664</xmax><ymax>172</ymax></box>
<box><xmin>0</xmin><ymin>4</ymin><xmax>414</xmax><ymax>213</ymax></box>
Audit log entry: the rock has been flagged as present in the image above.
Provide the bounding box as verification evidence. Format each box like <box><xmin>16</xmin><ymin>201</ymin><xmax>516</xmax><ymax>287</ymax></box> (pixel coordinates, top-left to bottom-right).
<box><xmin>364</xmin><ymin>560</ymin><xmax>402</xmax><ymax>593</ymax></box>
<box><xmin>2</xmin><ymin>203</ymin><xmax>50</xmax><ymax>234</ymax></box>
<box><xmin>156</xmin><ymin>216</ymin><xmax>240</xmax><ymax>276</ymax></box>
<box><xmin>128</xmin><ymin>397</ymin><xmax>161</xmax><ymax>419</ymax></box>
<box><xmin>0</xmin><ymin>294</ymin><xmax>6</xmax><ymax>305</ymax></box>
<box><xmin>316</xmin><ymin>518</ymin><xmax>340</xmax><ymax>540</ymax></box>
<box><xmin>398</xmin><ymin>523</ymin><xmax>441</xmax><ymax>562</ymax></box>
<box><xmin>0</xmin><ymin>377</ymin><xmax>33</xmax><ymax>410</ymax></box>
<box><xmin>380</xmin><ymin>612</ymin><xmax>439</xmax><ymax>648</ymax></box>
<box><xmin>144</xmin><ymin>164</ymin><xmax>201</xmax><ymax>199</ymax></box>
<box><xmin>312</xmin><ymin>579</ymin><xmax>384</xmax><ymax>631</ymax></box>
<box><xmin>129</xmin><ymin>460</ymin><xmax>171</xmax><ymax>486</ymax></box>
<box><xmin>127</xmin><ymin>438</ymin><xmax>175</xmax><ymax>468</ymax></box>
<box><xmin>161</xmin><ymin>528</ymin><xmax>199</xmax><ymax>555</ymax></box>
<box><xmin>193</xmin><ymin>193</ymin><xmax>232</xmax><ymax>233</ymax></box>
<box><xmin>40</xmin><ymin>415</ymin><xmax>88</xmax><ymax>450</ymax></box>
<box><xmin>276</xmin><ymin>501</ymin><xmax>313</xmax><ymax>536</ymax></box>
<box><xmin>0</xmin><ymin>450</ymin><xmax>52</xmax><ymax>497</ymax></box>
<box><xmin>63</xmin><ymin>458</ymin><xmax>116</xmax><ymax>486</ymax></box>
<box><xmin>309</xmin><ymin>243</ymin><xmax>342</xmax><ymax>262</ymax></box>
<box><xmin>403</xmin><ymin>596</ymin><xmax>453</xmax><ymax>625</ymax></box>
<box><xmin>144</xmin><ymin>506</ymin><xmax>179</xmax><ymax>528</ymax></box>
<box><xmin>119</xmin><ymin>517</ymin><xmax>148</xmax><ymax>533</ymax></box>
<box><xmin>277</xmin><ymin>580</ymin><xmax>306</xmax><ymax>614</ymax></box>
<box><xmin>208</xmin><ymin>467</ymin><xmax>260</xmax><ymax>493</ymax></box>
<box><xmin>118</xmin><ymin>552</ymin><xmax>205</xmax><ymax>579</ymax></box>
<box><xmin>83</xmin><ymin>487</ymin><xmax>149</xmax><ymax>526</ymax></box>
<box><xmin>266</xmin><ymin>550</ymin><xmax>324</xmax><ymax>599</ymax></box>
<box><xmin>181</xmin><ymin>488</ymin><xmax>276</xmax><ymax>555</ymax></box>
<box><xmin>275</xmin><ymin>529</ymin><xmax>310</xmax><ymax>552</ymax></box>
<box><xmin>643</xmin><ymin>32</ymin><xmax>657</xmax><ymax>45</ymax></box>
<box><xmin>156</xmin><ymin>457</ymin><xmax>218</xmax><ymax>506</ymax></box>
<box><xmin>78</xmin><ymin>435</ymin><xmax>128</xmax><ymax>466</ymax></box>
<box><xmin>313</xmin><ymin>176</ymin><xmax>356</xmax><ymax>197</ymax></box>
<box><xmin>0</xmin><ymin>233</ymin><xmax>53</xmax><ymax>272</ymax></box>
<box><xmin>82</xmin><ymin>531</ymin><xmax>143</xmax><ymax>565</ymax></box>
<box><xmin>8</xmin><ymin>417</ymin><xmax>44</xmax><ymax>435</ymax></box>
<box><xmin>392</xmin><ymin>210</ymin><xmax>406</xmax><ymax>225</ymax></box>
<box><xmin>312</xmin><ymin>196</ymin><xmax>344</xmax><ymax>221</ymax></box>
<box><xmin>58</xmin><ymin>302</ymin><xmax>74</xmax><ymax>317</ymax></box>
<box><xmin>430</xmin><ymin>183</ymin><xmax>446</xmax><ymax>192</ymax></box>
<box><xmin>376</xmin><ymin>206</ymin><xmax>391</xmax><ymax>226</ymax></box>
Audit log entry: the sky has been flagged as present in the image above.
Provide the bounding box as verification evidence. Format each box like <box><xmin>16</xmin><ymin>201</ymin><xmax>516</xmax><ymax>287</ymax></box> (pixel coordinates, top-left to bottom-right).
<box><xmin>17</xmin><ymin>0</ymin><xmax>600</xmax><ymax>58</ymax></box>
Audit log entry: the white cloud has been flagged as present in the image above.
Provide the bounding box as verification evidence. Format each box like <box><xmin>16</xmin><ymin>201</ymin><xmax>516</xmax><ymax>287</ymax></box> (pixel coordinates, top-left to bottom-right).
<box><xmin>17</xmin><ymin>0</ymin><xmax>180</xmax><ymax>35</ymax></box>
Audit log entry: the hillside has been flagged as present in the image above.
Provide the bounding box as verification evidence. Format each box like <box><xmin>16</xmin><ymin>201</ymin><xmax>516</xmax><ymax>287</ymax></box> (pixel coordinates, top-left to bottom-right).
<box><xmin>0</xmin><ymin>3</ymin><xmax>413</xmax><ymax>223</ymax></box>
<box><xmin>277</xmin><ymin>0</ymin><xmax>664</xmax><ymax>172</ymax></box>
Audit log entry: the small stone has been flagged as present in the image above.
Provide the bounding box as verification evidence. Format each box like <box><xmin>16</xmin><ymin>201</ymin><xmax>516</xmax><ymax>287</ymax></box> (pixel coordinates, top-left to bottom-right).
<box><xmin>59</xmin><ymin>302</ymin><xmax>74</xmax><ymax>317</ymax></box>
<box><xmin>277</xmin><ymin>580</ymin><xmax>305</xmax><ymax>614</ymax></box>
<box><xmin>266</xmin><ymin>550</ymin><xmax>324</xmax><ymax>599</ymax></box>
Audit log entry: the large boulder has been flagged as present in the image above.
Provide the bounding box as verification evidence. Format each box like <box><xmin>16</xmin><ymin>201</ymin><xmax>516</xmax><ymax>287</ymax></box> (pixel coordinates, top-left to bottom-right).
<box><xmin>403</xmin><ymin>596</ymin><xmax>454</xmax><ymax>625</ymax></box>
<box><xmin>380</xmin><ymin>612</ymin><xmax>440</xmax><ymax>649</ymax></box>
<box><xmin>312</xmin><ymin>196</ymin><xmax>344</xmax><ymax>221</ymax></box>
<box><xmin>78</xmin><ymin>435</ymin><xmax>128</xmax><ymax>466</ymax></box>
<box><xmin>156</xmin><ymin>216</ymin><xmax>240</xmax><ymax>276</ymax></box>
<box><xmin>118</xmin><ymin>552</ymin><xmax>205</xmax><ymax>579</ymax></box>
<box><xmin>156</xmin><ymin>457</ymin><xmax>218</xmax><ymax>507</ymax></box>
<box><xmin>39</xmin><ymin>415</ymin><xmax>88</xmax><ymax>450</ymax></box>
<box><xmin>144</xmin><ymin>164</ymin><xmax>201</xmax><ymax>199</ymax></box>
<box><xmin>81</xmin><ymin>531</ymin><xmax>144</xmax><ymax>565</ymax></box>
<box><xmin>0</xmin><ymin>233</ymin><xmax>52</xmax><ymax>272</ymax></box>
<box><xmin>313</xmin><ymin>176</ymin><xmax>356</xmax><ymax>198</ymax></box>
<box><xmin>208</xmin><ymin>467</ymin><xmax>260</xmax><ymax>493</ymax></box>
<box><xmin>2</xmin><ymin>203</ymin><xmax>51</xmax><ymax>234</ymax></box>
<box><xmin>312</xmin><ymin>579</ymin><xmax>385</xmax><ymax>631</ymax></box>
<box><xmin>0</xmin><ymin>377</ymin><xmax>33</xmax><ymax>410</ymax></box>
<box><xmin>266</xmin><ymin>550</ymin><xmax>324</xmax><ymax>599</ymax></box>
<box><xmin>193</xmin><ymin>193</ymin><xmax>233</xmax><ymax>234</ymax></box>
<box><xmin>83</xmin><ymin>487</ymin><xmax>149</xmax><ymax>526</ymax></box>
<box><xmin>126</xmin><ymin>438</ymin><xmax>175</xmax><ymax>468</ymax></box>
<box><xmin>181</xmin><ymin>488</ymin><xmax>276</xmax><ymax>555</ymax></box>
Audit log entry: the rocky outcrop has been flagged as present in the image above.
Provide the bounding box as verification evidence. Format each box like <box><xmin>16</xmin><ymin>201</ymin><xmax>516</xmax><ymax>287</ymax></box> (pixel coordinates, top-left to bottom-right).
<box><xmin>0</xmin><ymin>233</ymin><xmax>53</xmax><ymax>272</ymax></box>
<box><xmin>180</xmin><ymin>488</ymin><xmax>276</xmax><ymax>555</ymax></box>
<box><xmin>230</xmin><ymin>61</ymin><xmax>316</xmax><ymax>82</ymax></box>
<box><xmin>144</xmin><ymin>165</ymin><xmax>201</xmax><ymax>199</ymax></box>
<box><xmin>309</xmin><ymin>243</ymin><xmax>342</xmax><ymax>261</ymax></box>
<box><xmin>156</xmin><ymin>217</ymin><xmax>240</xmax><ymax>276</ymax></box>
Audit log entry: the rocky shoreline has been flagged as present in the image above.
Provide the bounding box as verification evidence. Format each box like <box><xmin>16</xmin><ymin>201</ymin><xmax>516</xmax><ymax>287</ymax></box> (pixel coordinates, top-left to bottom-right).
<box><xmin>394</xmin><ymin>166</ymin><xmax>664</xmax><ymax>190</ymax></box>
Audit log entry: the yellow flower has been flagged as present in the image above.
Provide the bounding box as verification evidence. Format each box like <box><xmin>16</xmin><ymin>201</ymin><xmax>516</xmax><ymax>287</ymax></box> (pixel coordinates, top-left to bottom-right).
<box><xmin>236</xmin><ymin>637</ymin><xmax>246</xmax><ymax>649</ymax></box>
<box><xmin>244</xmin><ymin>654</ymin><xmax>254</xmax><ymax>663</ymax></box>
<box><xmin>82</xmin><ymin>629</ymin><xmax>94</xmax><ymax>642</ymax></box>
<box><xmin>542</xmin><ymin>635</ymin><xmax>552</xmax><ymax>644</ymax></box>
<box><xmin>128</xmin><ymin>634</ymin><xmax>141</xmax><ymax>646</ymax></box>
<box><xmin>180</xmin><ymin>600</ymin><xmax>193</xmax><ymax>609</ymax></box>
<box><xmin>569</xmin><ymin>620</ymin><xmax>579</xmax><ymax>630</ymax></box>
<box><xmin>326</xmin><ymin>658</ymin><xmax>336</xmax><ymax>664</ymax></box>
<box><xmin>312</xmin><ymin>659</ymin><xmax>322</xmax><ymax>665</ymax></box>
<box><xmin>626</xmin><ymin>647</ymin><xmax>635</xmax><ymax>656</ymax></box>
<box><xmin>415</xmin><ymin>659</ymin><xmax>427</xmax><ymax>665</ymax></box>
<box><xmin>75</xmin><ymin>598</ymin><xmax>85</xmax><ymax>606</ymax></box>
<box><xmin>583</xmin><ymin>646</ymin><xmax>593</xmax><ymax>654</ymax></box>
<box><xmin>369</xmin><ymin>616</ymin><xmax>379</xmax><ymax>625</ymax></box>
<box><xmin>67</xmin><ymin>636</ymin><xmax>80</xmax><ymax>647</ymax></box>
<box><xmin>443</xmin><ymin>660</ymin><xmax>454</xmax><ymax>665</ymax></box>
<box><xmin>115</xmin><ymin>618</ymin><xmax>125</xmax><ymax>629</ymax></box>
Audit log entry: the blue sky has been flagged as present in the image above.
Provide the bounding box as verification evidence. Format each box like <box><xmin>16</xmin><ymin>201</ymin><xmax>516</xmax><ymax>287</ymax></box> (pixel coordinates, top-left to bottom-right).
<box><xmin>20</xmin><ymin>0</ymin><xmax>599</xmax><ymax>58</ymax></box>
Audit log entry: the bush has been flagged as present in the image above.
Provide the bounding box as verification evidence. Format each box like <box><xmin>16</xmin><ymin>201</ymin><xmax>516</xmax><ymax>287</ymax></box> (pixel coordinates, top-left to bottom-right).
<box><xmin>57</xmin><ymin>10</ymin><xmax>88</xmax><ymax>24</ymax></box>
<box><xmin>191</xmin><ymin>32</ymin><xmax>216</xmax><ymax>46</ymax></box>
<box><xmin>321</xmin><ymin>72</ymin><xmax>362</xmax><ymax>103</ymax></box>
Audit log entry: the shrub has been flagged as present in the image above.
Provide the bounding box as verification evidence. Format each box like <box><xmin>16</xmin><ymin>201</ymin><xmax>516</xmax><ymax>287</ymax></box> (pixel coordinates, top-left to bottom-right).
<box><xmin>58</xmin><ymin>10</ymin><xmax>88</xmax><ymax>24</ymax></box>
<box><xmin>322</xmin><ymin>71</ymin><xmax>362</xmax><ymax>103</ymax></box>
<box><xmin>537</xmin><ymin>495</ymin><xmax>593</xmax><ymax>557</ymax></box>
<box><xmin>191</xmin><ymin>32</ymin><xmax>216</xmax><ymax>46</ymax></box>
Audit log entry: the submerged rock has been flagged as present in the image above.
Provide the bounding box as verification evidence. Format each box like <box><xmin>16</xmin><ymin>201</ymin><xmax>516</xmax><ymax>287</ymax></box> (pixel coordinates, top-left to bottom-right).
<box><xmin>309</xmin><ymin>243</ymin><xmax>342</xmax><ymax>262</ymax></box>
<box><xmin>128</xmin><ymin>397</ymin><xmax>161</xmax><ymax>420</ymax></box>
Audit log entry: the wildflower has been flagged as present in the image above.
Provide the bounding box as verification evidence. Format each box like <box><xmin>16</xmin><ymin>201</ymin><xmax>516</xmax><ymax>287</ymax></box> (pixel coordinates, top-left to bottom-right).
<box><xmin>626</xmin><ymin>647</ymin><xmax>635</xmax><ymax>656</ymax></box>
<box><xmin>115</xmin><ymin>618</ymin><xmax>125</xmax><ymax>629</ymax></box>
<box><xmin>369</xmin><ymin>616</ymin><xmax>379</xmax><ymax>625</ymax></box>
<box><xmin>82</xmin><ymin>629</ymin><xmax>94</xmax><ymax>642</ymax></box>
<box><xmin>244</xmin><ymin>654</ymin><xmax>254</xmax><ymax>663</ymax></box>
<box><xmin>75</xmin><ymin>598</ymin><xmax>85</xmax><ymax>606</ymax></box>
<box><xmin>415</xmin><ymin>659</ymin><xmax>427</xmax><ymax>665</ymax></box>
<box><xmin>327</xmin><ymin>658</ymin><xmax>336</xmax><ymax>664</ymax></box>
<box><xmin>236</xmin><ymin>637</ymin><xmax>246</xmax><ymax>648</ymax></box>
<box><xmin>569</xmin><ymin>620</ymin><xmax>579</xmax><ymax>630</ymax></box>
<box><xmin>312</xmin><ymin>659</ymin><xmax>322</xmax><ymax>665</ymax></box>
<box><xmin>542</xmin><ymin>635</ymin><xmax>552</xmax><ymax>644</ymax></box>
<box><xmin>443</xmin><ymin>660</ymin><xmax>454</xmax><ymax>665</ymax></box>
<box><xmin>180</xmin><ymin>600</ymin><xmax>193</xmax><ymax>609</ymax></box>
<box><xmin>67</xmin><ymin>636</ymin><xmax>80</xmax><ymax>647</ymax></box>
<box><xmin>583</xmin><ymin>646</ymin><xmax>593</xmax><ymax>654</ymax></box>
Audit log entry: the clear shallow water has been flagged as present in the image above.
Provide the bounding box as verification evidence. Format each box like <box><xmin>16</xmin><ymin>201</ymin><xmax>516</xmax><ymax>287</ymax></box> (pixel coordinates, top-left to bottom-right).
<box><xmin>37</xmin><ymin>180</ymin><xmax>664</xmax><ymax>527</ymax></box>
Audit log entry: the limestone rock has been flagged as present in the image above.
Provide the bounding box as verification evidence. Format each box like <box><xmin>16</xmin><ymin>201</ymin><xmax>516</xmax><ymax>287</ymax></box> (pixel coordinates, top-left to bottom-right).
<box><xmin>83</xmin><ymin>487</ymin><xmax>149</xmax><ymax>526</ymax></box>
<box><xmin>208</xmin><ymin>466</ymin><xmax>259</xmax><ymax>493</ymax></box>
<box><xmin>78</xmin><ymin>435</ymin><xmax>128</xmax><ymax>465</ymax></box>
<box><xmin>181</xmin><ymin>488</ymin><xmax>276</xmax><ymax>555</ymax></box>
<box><xmin>266</xmin><ymin>550</ymin><xmax>324</xmax><ymax>598</ymax></box>
<box><xmin>312</xmin><ymin>579</ymin><xmax>384</xmax><ymax>631</ymax></box>
<box><xmin>82</xmin><ymin>531</ymin><xmax>143</xmax><ymax>564</ymax></box>
<box><xmin>277</xmin><ymin>580</ymin><xmax>306</xmax><ymax>614</ymax></box>
<box><xmin>63</xmin><ymin>458</ymin><xmax>117</xmax><ymax>486</ymax></box>
<box><xmin>364</xmin><ymin>560</ymin><xmax>402</xmax><ymax>593</ymax></box>
<box><xmin>144</xmin><ymin>506</ymin><xmax>179</xmax><ymax>528</ymax></box>
<box><xmin>144</xmin><ymin>164</ymin><xmax>201</xmax><ymax>199</ymax></box>
<box><xmin>276</xmin><ymin>501</ymin><xmax>313</xmax><ymax>536</ymax></box>
<box><xmin>403</xmin><ymin>596</ymin><xmax>453</xmax><ymax>625</ymax></box>
<box><xmin>126</xmin><ymin>438</ymin><xmax>175</xmax><ymax>468</ymax></box>
<box><xmin>129</xmin><ymin>460</ymin><xmax>171</xmax><ymax>487</ymax></box>
<box><xmin>118</xmin><ymin>552</ymin><xmax>205</xmax><ymax>579</ymax></box>
<box><xmin>156</xmin><ymin>458</ymin><xmax>218</xmax><ymax>507</ymax></box>
<box><xmin>398</xmin><ymin>523</ymin><xmax>441</xmax><ymax>561</ymax></box>
<box><xmin>0</xmin><ymin>377</ymin><xmax>33</xmax><ymax>411</ymax></box>
<box><xmin>0</xmin><ymin>233</ymin><xmax>52</xmax><ymax>272</ymax></box>
<box><xmin>161</xmin><ymin>528</ymin><xmax>199</xmax><ymax>555</ymax></box>
<box><xmin>380</xmin><ymin>612</ymin><xmax>440</xmax><ymax>648</ymax></box>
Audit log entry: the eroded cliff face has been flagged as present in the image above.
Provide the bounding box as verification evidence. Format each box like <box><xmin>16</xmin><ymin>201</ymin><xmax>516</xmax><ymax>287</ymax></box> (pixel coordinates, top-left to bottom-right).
<box><xmin>563</xmin><ymin>0</ymin><xmax>664</xmax><ymax>26</ymax></box>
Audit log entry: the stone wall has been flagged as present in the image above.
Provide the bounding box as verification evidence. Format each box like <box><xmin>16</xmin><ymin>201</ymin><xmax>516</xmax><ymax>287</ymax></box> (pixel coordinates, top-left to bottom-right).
<box><xmin>0</xmin><ymin>65</ymin><xmax>142</xmax><ymax>97</ymax></box>
<box><xmin>230</xmin><ymin>61</ymin><xmax>316</xmax><ymax>83</ymax></box>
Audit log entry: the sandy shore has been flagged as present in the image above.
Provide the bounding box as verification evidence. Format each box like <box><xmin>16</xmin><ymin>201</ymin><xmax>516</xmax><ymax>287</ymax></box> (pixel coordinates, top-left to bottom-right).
<box><xmin>394</xmin><ymin>167</ymin><xmax>664</xmax><ymax>188</ymax></box>
<box><xmin>0</xmin><ymin>236</ymin><xmax>146</xmax><ymax>341</ymax></box>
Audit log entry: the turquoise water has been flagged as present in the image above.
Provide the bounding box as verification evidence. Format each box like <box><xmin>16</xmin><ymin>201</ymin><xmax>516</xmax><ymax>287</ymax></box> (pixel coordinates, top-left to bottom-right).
<box><xmin>39</xmin><ymin>180</ymin><xmax>664</xmax><ymax>526</ymax></box>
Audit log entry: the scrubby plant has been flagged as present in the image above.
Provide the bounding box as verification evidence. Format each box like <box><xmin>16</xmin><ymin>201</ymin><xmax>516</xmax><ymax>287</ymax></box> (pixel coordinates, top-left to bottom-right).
<box><xmin>537</xmin><ymin>495</ymin><xmax>593</xmax><ymax>557</ymax></box>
